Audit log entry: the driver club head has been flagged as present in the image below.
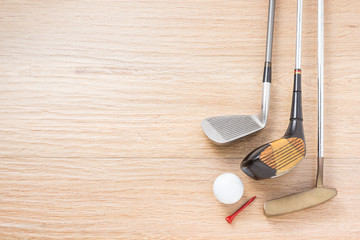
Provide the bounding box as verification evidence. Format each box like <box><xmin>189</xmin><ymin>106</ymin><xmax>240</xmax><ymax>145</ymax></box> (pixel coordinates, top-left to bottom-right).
<box><xmin>264</xmin><ymin>187</ymin><xmax>337</xmax><ymax>216</ymax></box>
<box><xmin>241</xmin><ymin>119</ymin><xmax>306</xmax><ymax>180</ymax></box>
<box><xmin>241</xmin><ymin>135</ymin><xmax>306</xmax><ymax>180</ymax></box>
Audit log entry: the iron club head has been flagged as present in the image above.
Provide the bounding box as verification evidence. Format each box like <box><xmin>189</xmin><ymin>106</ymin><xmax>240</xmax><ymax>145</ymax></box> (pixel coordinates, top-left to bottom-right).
<box><xmin>202</xmin><ymin>82</ymin><xmax>271</xmax><ymax>145</ymax></box>
<box><xmin>201</xmin><ymin>115</ymin><xmax>264</xmax><ymax>145</ymax></box>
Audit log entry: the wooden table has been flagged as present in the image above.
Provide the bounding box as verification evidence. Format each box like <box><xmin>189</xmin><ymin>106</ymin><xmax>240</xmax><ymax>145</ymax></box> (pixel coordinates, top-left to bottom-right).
<box><xmin>1</xmin><ymin>1</ymin><xmax>359</xmax><ymax>239</ymax></box>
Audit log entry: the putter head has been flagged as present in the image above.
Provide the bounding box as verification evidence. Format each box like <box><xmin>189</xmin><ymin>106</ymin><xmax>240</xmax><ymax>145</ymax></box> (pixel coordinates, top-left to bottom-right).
<box><xmin>264</xmin><ymin>187</ymin><xmax>337</xmax><ymax>216</ymax></box>
<box><xmin>241</xmin><ymin>119</ymin><xmax>305</xmax><ymax>180</ymax></box>
<box><xmin>201</xmin><ymin>115</ymin><xmax>264</xmax><ymax>145</ymax></box>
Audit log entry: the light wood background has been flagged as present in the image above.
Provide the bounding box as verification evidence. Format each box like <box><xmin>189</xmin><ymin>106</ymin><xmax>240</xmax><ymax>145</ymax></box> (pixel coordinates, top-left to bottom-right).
<box><xmin>0</xmin><ymin>0</ymin><xmax>359</xmax><ymax>239</ymax></box>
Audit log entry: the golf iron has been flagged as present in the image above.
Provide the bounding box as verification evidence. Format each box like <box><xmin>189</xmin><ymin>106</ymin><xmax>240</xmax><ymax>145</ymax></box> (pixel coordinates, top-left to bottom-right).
<box><xmin>241</xmin><ymin>0</ymin><xmax>305</xmax><ymax>180</ymax></box>
<box><xmin>201</xmin><ymin>0</ymin><xmax>276</xmax><ymax>145</ymax></box>
<box><xmin>263</xmin><ymin>0</ymin><xmax>337</xmax><ymax>216</ymax></box>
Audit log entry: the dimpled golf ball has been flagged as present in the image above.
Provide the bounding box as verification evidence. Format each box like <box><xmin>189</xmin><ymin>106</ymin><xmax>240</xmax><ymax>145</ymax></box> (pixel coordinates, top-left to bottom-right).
<box><xmin>213</xmin><ymin>173</ymin><xmax>244</xmax><ymax>204</ymax></box>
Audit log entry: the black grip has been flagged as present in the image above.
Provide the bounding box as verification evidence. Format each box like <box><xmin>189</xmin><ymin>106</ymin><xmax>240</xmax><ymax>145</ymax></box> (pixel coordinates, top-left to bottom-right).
<box><xmin>262</xmin><ymin>62</ymin><xmax>272</xmax><ymax>83</ymax></box>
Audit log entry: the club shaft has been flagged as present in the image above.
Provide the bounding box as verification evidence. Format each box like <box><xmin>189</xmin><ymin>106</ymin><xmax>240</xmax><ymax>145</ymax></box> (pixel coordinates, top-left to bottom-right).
<box><xmin>288</xmin><ymin>0</ymin><xmax>303</xmax><ymax>121</ymax></box>
<box><xmin>316</xmin><ymin>0</ymin><xmax>324</xmax><ymax>188</ymax></box>
<box><xmin>318</xmin><ymin>0</ymin><xmax>324</xmax><ymax>158</ymax></box>
<box><xmin>265</xmin><ymin>0</ymin><xmax>276</xmax><ymax>63</ymax></box>
<box><xmin>295</xmin><ymin>0</ymin><xmax>303</xmax><ymax>69</ymax></box>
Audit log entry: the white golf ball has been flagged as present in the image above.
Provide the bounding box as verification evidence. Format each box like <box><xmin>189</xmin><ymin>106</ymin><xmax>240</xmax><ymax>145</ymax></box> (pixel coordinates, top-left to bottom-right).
<box><xmin>213</xmin><ymin>173</ymin><xmax>244</xmax><ymax>204</ymax></box>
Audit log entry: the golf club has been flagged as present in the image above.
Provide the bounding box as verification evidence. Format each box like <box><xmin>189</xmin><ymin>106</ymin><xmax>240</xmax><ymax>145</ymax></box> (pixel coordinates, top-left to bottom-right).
<box><xmin>240</xmin><ymin>0</ymin><xmax>305</xmax><ymax>180</ymax></box>
<box><xmin>263</xmin><ymin>0</ymin><xmax>337</xmax><ymax>216</ymax></box>
<box><xmin>201</xmin><ymin>0</ymin><xmax>275</xmax><ymax>145</ymax></box>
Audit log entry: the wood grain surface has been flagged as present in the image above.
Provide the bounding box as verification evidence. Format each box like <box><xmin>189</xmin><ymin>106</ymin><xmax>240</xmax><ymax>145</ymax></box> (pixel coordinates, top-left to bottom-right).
<box><xmin>1</xmin><ymin>0</ymin><xmax>359</xmax><ymax>239</ymax></box>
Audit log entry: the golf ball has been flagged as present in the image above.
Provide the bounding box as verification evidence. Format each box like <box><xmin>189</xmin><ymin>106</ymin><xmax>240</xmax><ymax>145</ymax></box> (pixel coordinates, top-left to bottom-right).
<box><xmin>213</xmin><ymin>173</ymin><xmax>244</xmax><ymax>204</ymax></box>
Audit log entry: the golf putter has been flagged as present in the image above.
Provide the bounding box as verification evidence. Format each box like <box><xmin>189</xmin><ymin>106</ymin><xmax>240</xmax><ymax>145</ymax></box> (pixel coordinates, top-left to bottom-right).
<box><xmin>263</xmin><ymin>0</ymin><xmax>337</xmax><ymax>216</ymax></box>
<box><xmin>201</xmin><ymin>0</ymin><xmax>275</xmax><ymax>145</ymax></box>
<box><xmin>240</xmin><ymin>0</ymin><xmax>305</xmax><ymax>180</ymax></box>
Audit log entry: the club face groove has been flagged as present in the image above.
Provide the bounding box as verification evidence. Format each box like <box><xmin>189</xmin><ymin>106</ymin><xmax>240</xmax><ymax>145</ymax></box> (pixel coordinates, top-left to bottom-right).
<box><xmin>201</xmin><ymin>115</ymin><xmax>264</xmax><ymax>145</ymax></box>
<box><xmin>264</xmin><ymin>187</ymin><xmax>337</xmax><ymax>216</ymax></box>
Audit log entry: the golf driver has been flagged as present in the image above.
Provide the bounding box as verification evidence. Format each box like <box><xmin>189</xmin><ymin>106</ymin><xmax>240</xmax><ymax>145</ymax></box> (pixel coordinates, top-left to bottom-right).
<box><xmin>263</xmin><ymin>0</ymin><xmax>337</xmax><ymax>215</ymax></box>
<box><xmin>241</xmin><ymin>0</ymin><xmax>305</xmax><ymax>180</ymax></box>
<box><xmin>201</xmin><ymin>0</ymin><xmax>275</xmax><ymax>145</ymax></box>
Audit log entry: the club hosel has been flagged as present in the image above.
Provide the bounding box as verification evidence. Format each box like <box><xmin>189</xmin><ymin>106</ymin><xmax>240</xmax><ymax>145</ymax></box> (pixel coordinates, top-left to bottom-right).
<box><xmin>316</xmin><ymin>156</ymin><xmax>324</xmax><ymax>188</ymax></box>
<box><xmin>262</xmin><ymin>62</ymin><xmax>272</xmax><ymax>83</ymax></box>
<box><xmin>290</xmin><ymin>69</ymin><xmax>303</xmax><ymax>120</ymax></box>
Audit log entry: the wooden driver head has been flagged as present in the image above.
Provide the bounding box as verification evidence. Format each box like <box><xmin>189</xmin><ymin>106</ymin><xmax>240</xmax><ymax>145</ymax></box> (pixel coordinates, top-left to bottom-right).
<box><xmin>241</xmin><ymin>117</ymin><xmax>306</xmax><ymax>180</ymax></box>
<box><xmin>241</xmin><ymin>136</ymin><xmax>305</xmax><ymax>180</ymax></box>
